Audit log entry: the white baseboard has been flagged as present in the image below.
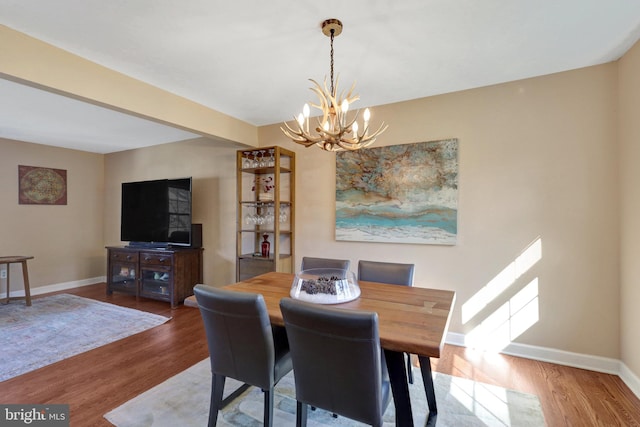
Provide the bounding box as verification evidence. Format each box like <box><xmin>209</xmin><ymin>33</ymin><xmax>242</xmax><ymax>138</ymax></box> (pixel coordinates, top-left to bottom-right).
<box><xmin>619</xmin><ymin>362</ymin><xmax>640</xmax><ymax>399</ymax></box>
<box><xmin>446</xmin><ymin>332</ymin><xmax>640</xmax><ymax>399</ymax></box>
<box><xmin>6</xmin><ymin>276</ymin><xmax>106</xmax><ymax>298</ymax></box>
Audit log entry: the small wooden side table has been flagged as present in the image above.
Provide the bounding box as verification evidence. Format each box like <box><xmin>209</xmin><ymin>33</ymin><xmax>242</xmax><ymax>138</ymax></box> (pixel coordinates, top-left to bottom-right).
<box><xmin>1</xmin><ymin>256</ymin><xmax>34</xmax><ymax>306</ymax></box>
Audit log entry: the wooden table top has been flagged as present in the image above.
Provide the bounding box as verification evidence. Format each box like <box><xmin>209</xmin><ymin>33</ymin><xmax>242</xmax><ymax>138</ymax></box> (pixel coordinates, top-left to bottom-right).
<box><xmin>223</xmin><ymin>271</ymin><xmax>456</xmax><ymax>359</ymax></box>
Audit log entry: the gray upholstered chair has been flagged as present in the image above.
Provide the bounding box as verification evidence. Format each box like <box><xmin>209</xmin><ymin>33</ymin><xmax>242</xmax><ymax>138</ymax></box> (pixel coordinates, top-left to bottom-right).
<box><xmin>358</xmin><ymin>260</ymin><xmax>416</xmax><ymax>384</ymax></box>
<box><xmin>280</xmin><ymin>297</ymin><xmax>391</xmax><ymax>427</ymax></box>
<box><xmin>300</xmin><ymin>256</ymin><xmax>350</xmax><ymax>271</ymax></box>
<box><xmin>194</xmin><ymin>284</ymin><xmax>293</xmax><ymax>427</ymax></box>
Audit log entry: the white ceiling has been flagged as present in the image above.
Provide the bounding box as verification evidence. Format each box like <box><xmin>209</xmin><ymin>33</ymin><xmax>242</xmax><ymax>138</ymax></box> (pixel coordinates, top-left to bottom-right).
<box><xmin>2</xmin><ymin>0</ymin><xmax>640</xmax><ymax>154</ymax></box>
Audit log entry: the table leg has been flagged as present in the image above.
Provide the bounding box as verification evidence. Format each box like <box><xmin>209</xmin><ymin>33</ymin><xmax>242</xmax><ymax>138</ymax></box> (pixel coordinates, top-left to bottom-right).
<box><xmin>385</xmin><ymin>349</ymin><xmax>414</xmax><ymax>427</ymax></box>
<box><xmin>21</xmin><ymin>260</ymin><xmax>32</xmax><ymax>307</ymax></box>
<box><xmin>418</xmin><ymin>355</ymin><xmax>438</xmax><ymax>426</ymax></box>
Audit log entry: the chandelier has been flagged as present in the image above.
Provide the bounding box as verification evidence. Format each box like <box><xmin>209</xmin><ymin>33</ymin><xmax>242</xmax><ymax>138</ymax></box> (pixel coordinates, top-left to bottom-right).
<box><xmin>281</xmin><ymin>19</ymin><xmax>388</xmax><ymax>152</ymax></box>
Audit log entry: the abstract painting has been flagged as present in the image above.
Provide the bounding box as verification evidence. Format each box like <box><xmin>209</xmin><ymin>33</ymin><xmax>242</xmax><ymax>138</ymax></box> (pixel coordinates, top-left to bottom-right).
<box><xmin>18</xmin><ymin>165</ymin><xmax>67</xmax><ymax>205</ymax></box>
<box><xmin>335</xmin><ymin>139</ymin><xmax>458</xmax><ymax>245</ymax></box>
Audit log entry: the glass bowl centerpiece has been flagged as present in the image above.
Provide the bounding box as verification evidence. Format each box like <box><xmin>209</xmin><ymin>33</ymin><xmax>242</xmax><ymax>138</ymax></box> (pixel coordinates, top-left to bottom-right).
<box><xmin>290</xmin><ymin>268</ymin><xmax>360</xmax><ymax>304</ymax></box>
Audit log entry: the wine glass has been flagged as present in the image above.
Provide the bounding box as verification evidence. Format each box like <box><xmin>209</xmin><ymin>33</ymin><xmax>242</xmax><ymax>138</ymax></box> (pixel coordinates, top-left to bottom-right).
<box><xmin>258</xmin><ymin>150</ymin><xmax>267</xmax><ymax>168</ymax></box>
<box><xmin>268</xmin><ymin>149</ymin><xmax>275</xmax><ymax>167</ymax></box>
<box><xmin>242</xmin><ymin>153</ymin><xmax>252</xmax><ymax>169</ymax></box>
<box><xmin>250</xmin><ymin>151</ymin><xmax>259</xmax><ymax>168</ymax></box>
<box><xmin>244</xmin><ymin>209</ymin><xmax>252</xmax><ymax>226</ymax></box>
<box><xmin>266</xmin><ymin>206</ymin><xmax>274</xmax><ymax>224</ymax></box>
<box><xmin>244</xmin><ymin>206</ymin><xmax>255</xmax><ymax>226</ymax></box>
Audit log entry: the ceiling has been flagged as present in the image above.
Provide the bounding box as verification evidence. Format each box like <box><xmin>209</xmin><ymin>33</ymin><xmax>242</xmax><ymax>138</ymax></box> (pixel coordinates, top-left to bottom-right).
<box><xmin>2</xmin><ymin>0</ymin><xmax>640</xmax><ymax>154</ymax></box>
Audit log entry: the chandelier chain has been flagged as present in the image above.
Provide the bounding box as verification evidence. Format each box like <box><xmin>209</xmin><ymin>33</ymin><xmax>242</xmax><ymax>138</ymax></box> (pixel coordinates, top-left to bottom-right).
<box><xmin>330</xmin><ymin>29</ymin><xmax>335</xmax><ymax>96</ymax></box>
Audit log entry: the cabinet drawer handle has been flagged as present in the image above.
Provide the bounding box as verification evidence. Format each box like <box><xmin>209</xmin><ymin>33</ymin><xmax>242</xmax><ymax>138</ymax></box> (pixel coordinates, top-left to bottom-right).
<box><xmin>144</xmin><ymin>257</ymin><xmax>151</xmax><ymax>261</ymax></box>
<box><xmin>126</xmin><ymin>255</ymin><xmax>132</xmax><ymax>260</ymax></box>
<box><xmin>159</xmin><ymin>258</ymin><xmax>166</xmax><ymax>263</ymax></box>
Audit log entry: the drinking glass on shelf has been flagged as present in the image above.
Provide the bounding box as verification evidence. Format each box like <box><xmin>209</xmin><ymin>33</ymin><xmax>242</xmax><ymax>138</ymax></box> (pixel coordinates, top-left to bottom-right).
<box><xmin>279</xmin><ymin>206</ymin><xmax>288</xmax><ymax>223</ymax></box>
<box><xmin>253</xmin><ymin>206</ymin><xmax>263</xmax><ymax>225</ymax></box>
<box><xmin>266</xmin><ymin>206</ymin><xmax>274</xmax><ymax>224</ymax></box>
<box><xmin>244</xmin><ymin>206</ymin><xmax>255</xmax><ymax>226</ymax></box>
<box><xmin>251</xmin><ymin>151</ymin><xmax>260</xmax><ymax>168</ymax></box>
<box><xmin>268</xmin><ymin>149</ymin><xmax>275</xmax><ymax>167</ymax></box>
<box><xmin>258</xmin><ymin>150</ymin><xmax>267</xmax><ymax>168</ymax></box>
<box><xmin>243</xmin><ymin>153</ymin><xmax>252</xmax><ymax>169</ymax></box>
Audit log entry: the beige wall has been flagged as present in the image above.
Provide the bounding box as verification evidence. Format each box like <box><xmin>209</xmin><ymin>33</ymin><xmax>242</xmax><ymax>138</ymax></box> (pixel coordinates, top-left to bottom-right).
<box><xmin>260</xmin><ymin>63</ymin><xmax>621</xmax><ymax>359</ymax></box>
<box><xmin>619</xmin><ymin>40</ymin><xmax>640</xmax><ymax>375</ymax></box>
<box><xmin>103</xmin><ymin>138</ymin><xmax>243</xmax><ymax>286</ymax></box>
<box><xmin>0</xmin><ymin>138</ymin><xmax>104</xmax><ymax>290</ymax></box>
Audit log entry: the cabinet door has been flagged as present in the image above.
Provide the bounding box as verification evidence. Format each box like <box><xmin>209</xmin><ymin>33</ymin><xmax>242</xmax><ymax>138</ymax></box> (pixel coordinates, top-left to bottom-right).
<box><xmin>109</xmin><ymin>261</ymin><xmax>138</xmax><ymax>294</ymax></box>
<box><xmin>139</xmin><ymin>266</ymin><xmax>172</xmax><ymax>301</ymax></box>
<box><xmin>139</xmin><ymin>252</ymin><xmax>174</xmax><ymax>301</ymax></box>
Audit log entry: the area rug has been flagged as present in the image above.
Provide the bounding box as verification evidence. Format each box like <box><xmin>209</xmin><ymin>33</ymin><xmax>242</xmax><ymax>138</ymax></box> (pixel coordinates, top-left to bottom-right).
<box><xmin>105</xmin><ymin>359</ymin><xmax>545</xmax><ymax>427</ymax></box>
<box><xmin>0</xmin><ymin>294</ymin><xmax>170</xmax><ymax>382</ymax></box>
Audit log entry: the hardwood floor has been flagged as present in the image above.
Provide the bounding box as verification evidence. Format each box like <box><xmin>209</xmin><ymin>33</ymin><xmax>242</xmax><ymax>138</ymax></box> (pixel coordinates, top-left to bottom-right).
<box><xmin>2</xmin><ymin>283</ymin><xmax>639</xmax><ymax>426</ymax></box>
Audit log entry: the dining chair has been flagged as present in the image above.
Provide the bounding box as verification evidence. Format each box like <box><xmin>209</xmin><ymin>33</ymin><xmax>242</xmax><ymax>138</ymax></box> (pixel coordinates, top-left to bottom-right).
<box><xmin>194</xmin><ymin>284</ymin><xmax>293</xmax><ymax>427</ymax></box>
<box><xmin>358</xmin><ymin>260</ymin><xmax>416</xmax><ymax>384</ymax></box>
<box><xmin>280</xmin><ymin>297</ymin><xmax>392</xmax><ymax>427</ymax></box>
<box><xmin>300</xmin><ymin>256</ymin><xmax>350</xmax><ymax>271</ymax></box>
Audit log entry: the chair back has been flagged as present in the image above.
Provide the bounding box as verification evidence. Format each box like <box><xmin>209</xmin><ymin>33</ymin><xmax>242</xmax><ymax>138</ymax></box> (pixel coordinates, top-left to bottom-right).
<box><xmin>280</xmin><ymin>298</ymin><xmax>390</xmax><ymax>426</ymax></box>
<box><xmin>300</xmin><ymin>256</ymin><xmax>350</xmax><ymax>271</ymax></box>
<box><xmin>194</xmin><ymin>284</ymin><xmax>277</xmax><ymax>390</ymax></box>
<box><xmin>358</xmin><ymin>260</ymin><xmax>414</xmax><ymax>287</ymax></box>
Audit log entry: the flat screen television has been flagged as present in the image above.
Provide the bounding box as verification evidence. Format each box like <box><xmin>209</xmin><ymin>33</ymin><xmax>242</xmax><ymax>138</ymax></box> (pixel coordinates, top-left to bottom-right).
<box><xmin>121</xmin><ymin>177</ymin><xmax>192</xmax><ymax>248</ymax></box>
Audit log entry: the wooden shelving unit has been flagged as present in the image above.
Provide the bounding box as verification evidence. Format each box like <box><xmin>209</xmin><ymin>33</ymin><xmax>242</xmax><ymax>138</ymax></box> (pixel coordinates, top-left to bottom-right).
<box><xmin>236</xmin><ymin>146</ymin><xmax>295</xmax><ymax>281</ymax></box>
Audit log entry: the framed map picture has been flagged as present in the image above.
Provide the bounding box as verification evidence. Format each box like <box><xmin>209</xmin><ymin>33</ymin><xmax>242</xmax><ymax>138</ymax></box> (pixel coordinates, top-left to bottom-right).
<box><xmin>335</xmin><ymin>139</ymin><xmax>458</xmax><ymax>245</ymax></box>
<box><xmin>18</xmin><ymin>165</ymin><xmax>68</xmax><ymax>205</ymax></box>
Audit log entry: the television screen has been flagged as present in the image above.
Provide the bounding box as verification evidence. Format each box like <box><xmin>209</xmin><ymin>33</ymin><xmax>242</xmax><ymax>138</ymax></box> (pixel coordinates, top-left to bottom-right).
<box><xmin>121</xmin><ymin>177</ymin><xmax>192</xmax><ymax>247</ymax></box>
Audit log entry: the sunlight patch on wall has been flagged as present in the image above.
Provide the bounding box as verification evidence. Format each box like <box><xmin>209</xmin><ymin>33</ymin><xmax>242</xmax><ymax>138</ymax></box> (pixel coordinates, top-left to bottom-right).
<box><xmin>462</xmin><ymin>238</ymin><xmax>542</xmax><ymax>324</ymax></box>
<box><xmin>465</xmin><ymin>279</ymin><xmax>540</xmax><ymax>351</ymax></box>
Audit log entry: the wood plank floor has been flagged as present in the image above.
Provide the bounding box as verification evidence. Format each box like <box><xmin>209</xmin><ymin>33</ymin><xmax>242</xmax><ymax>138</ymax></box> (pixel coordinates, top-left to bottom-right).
<box><xmin>2</xmin><ymin>283</ymin><xmax>639</xmax><ymax>426</ymax></box>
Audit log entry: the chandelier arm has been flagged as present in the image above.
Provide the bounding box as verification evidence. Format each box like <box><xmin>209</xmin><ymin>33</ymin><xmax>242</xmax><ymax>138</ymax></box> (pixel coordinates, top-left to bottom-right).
<box><xmin>343</xmin><ymin>81</ymin><xmax>357</xmax><ymax>102</ymax></box>
<box><xmin>346</xmin><ymin>110</ymin><xmax>360</xmax><ymax>126</ymax></box>
<box><xmin>346</xmin><ymin>94</ymin><xmax>360</xmax><ymax>105</ymax></box>
<box><xmin>364</xmin><ymin>123</ymin><xmax>389</xmax><ymax>139</ymax></box>
<box><xmin>280</xmin><ymin>123</ymin><xmax>311</xmax><ymax>143</ymax></box>
<box><xmin>309</xmin><ymin>80</ymin><xmax>331</xmax><ymax>125</ymax></box>
<box><xmin>282</xmin><ymin>119</ymin><xmax>328</xmax><ymax>144</ymax></box>
<box><xmin>280</xmin><ymin>129</ymin><xmax>314</xmax><ymax>145</ymax></box>
<box><xmin>324</xmin><ymin>76</ymin><xmax>334</xmax><ymax>97</ymax></box>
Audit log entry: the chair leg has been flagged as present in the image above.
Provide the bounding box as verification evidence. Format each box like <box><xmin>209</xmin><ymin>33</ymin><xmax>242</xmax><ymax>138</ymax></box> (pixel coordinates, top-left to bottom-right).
<box><xmin>296</xmin><ymin>401</ymin><xmax>308</xmax><ymax>427</ymax></box>
<box><xmin>407</xmin><ymin>353</ymin><xmax>414</xmax><ymax>384</ymax></box>
<box><xmin>263</xmin><ymin>387</ymin><xmax>274</xmax><ymax>427</ymax></box>
<box><xmin>209</xmin><ymin>374</ymin><xmax>226</xmax><ymax>427</ymax></box>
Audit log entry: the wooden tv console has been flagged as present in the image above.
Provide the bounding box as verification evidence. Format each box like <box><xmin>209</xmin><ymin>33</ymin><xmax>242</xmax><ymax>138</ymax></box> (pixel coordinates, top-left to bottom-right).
<box><xmin>106</xmin><ymin>246</ymin><xmax>203</xmax><ymax>308</ymax></box>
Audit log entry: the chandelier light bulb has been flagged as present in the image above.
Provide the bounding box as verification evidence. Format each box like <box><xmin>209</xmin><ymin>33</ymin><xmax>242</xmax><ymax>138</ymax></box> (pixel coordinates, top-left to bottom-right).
<box><xmin>340</xmin><ymin>99</ymin><xmax>349</xmax><ymax>126</ymax></box>
<box><xmin>352</xmin><ymin>121</ymin><xmax>358</xmax><ymax>136</ymax></box>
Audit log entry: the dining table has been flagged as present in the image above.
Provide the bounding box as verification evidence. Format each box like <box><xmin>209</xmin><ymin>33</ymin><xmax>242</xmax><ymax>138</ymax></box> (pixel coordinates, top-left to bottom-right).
<box><xmin>221</xmin><ymin>271</ymin><xmax>456</xmax><ymax>427</ymax></box>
